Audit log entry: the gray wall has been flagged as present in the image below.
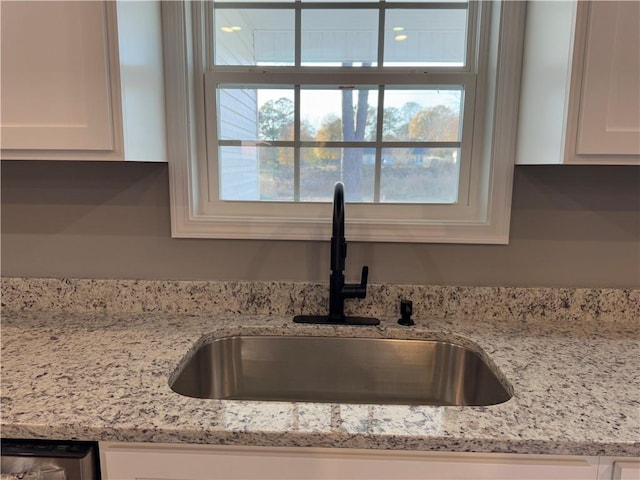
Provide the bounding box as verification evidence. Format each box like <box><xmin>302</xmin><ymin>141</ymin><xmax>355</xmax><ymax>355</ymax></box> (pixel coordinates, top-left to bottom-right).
<box><xmin>1</xmin><ymin>160</ymin><xmax>638</xmax><ymax>288</ymax></box>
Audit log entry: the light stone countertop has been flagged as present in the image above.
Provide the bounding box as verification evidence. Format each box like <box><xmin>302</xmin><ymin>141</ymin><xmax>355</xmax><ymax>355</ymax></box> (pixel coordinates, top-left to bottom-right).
<box><xmin>2</xmin><ymin>309</ymin><xmax>639</xmax><ymax>456</ymax></box>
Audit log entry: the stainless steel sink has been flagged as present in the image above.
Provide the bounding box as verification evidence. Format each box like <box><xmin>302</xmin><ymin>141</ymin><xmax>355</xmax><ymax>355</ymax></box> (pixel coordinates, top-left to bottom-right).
<box><xmin>170</xmin><ymin>336</ymin><xmax>512</xmax><ymax>406</ymax></box>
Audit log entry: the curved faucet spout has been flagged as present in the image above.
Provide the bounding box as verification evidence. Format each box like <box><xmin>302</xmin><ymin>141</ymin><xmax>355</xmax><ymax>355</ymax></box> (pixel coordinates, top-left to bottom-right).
<box><xmin>293</xmin><ymin>182</ymin><xmax>379</xmax><ymax>325</ymax></box>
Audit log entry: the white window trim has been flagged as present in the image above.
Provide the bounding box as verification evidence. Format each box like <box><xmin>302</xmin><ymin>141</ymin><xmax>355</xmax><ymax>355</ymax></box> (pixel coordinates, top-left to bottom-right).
<box><xmin>163</xmin><ymin>1</ymin><xmax>525</xmax><ymax>244</ymax></box>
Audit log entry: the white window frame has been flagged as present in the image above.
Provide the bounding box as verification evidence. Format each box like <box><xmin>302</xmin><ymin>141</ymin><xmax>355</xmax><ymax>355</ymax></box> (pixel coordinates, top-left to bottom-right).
<box><xmin>162</xmin><ymin>0</ymin><xmax>525</xmax><ymax>244</ymax></box>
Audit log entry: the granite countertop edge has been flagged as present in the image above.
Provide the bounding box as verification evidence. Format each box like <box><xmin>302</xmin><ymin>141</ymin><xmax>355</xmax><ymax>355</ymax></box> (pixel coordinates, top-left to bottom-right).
<box><xmin>1</xmin><ymin>310</ymin><xmax>639</xmax><ymax>457</ymax></box>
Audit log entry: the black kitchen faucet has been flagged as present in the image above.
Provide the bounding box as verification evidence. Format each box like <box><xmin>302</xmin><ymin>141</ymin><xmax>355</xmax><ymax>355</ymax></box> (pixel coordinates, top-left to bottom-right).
<box><xmin>294</xmin><ymin>182</ymin><xmax>379</xmax><ymax>325</ymax></box>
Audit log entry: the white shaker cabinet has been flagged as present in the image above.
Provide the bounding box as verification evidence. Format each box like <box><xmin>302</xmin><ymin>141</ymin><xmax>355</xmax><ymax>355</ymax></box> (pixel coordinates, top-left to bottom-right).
<box><xmin>100</xmin><ymin>443</ymin><xmax>604</xmax><ymax>480</ymax></box>
<box><xmin>0</xmin><ymin>1</ymin><xmax>166</xmax><ymax>162</ymax></box>
<box><xmin>0</xmin><ymin>1</ymin><xmax>122</xmax><ymax>159</ymax></box>
<box><xmin>517</xmin><ymin>1</ymin><xmax>640</xmax><ymax>165</ymax></box>
<box><xmin>565</xmin><ymin>1</ymin><xmax>640</xmax><ymax>162</ymax></box>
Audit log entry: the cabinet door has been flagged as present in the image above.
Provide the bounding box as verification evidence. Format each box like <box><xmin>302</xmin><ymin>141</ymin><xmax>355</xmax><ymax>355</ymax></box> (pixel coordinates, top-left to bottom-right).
<box><xmin>598</xmin><ymin>458</ymin><xmax>640</xmax><ymax>480</ymax></box>
<box><xmin>569</xmin><ymin>1</ymin><xmax>640</xmax><ymax>162</ymax></box>
<box><xmin>613</xmin><ymin>461</ymin><xmax>640</xmax><ymax>480</ymax></box>
<box><xmin>517</xmin><ymin>0</ymin><xmax>640</xmax><ymax>165</ymax></box>
<box><xmin>100</xmin><ymin>442</ymin><xmax>601</xmax><ymax>480</ymax></box>
<box><xmin>0</xmin><ymin>1</ymin><xmax>123</xmax><ymax>159</ymax></box>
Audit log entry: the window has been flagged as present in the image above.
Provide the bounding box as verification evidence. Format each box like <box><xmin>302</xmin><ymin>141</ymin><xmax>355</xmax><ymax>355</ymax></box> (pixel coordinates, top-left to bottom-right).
<box><xmin>163</xmin><ymin>1</ymin><xmax>525</xmax><ymax>243</ymax></box>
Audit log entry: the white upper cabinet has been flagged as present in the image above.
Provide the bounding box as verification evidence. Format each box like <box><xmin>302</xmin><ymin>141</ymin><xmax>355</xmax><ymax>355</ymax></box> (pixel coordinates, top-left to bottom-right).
<box><xmin>0</xmin><ymin>1</ymin><xmax>166</xmax><ymax>162</ymax></box>
<box><xmin>570</xmin><ymin>1</ymin><xmax>640</xmax><ymax>158</ymax></box>
<box><xmin>1</xmin><ymin>1</ymin><xmax>122</xmax><ymax>159</ymax></box>
<box><xmin>517</xmin><ymin>1</ymin><xmax>640</xmax><ymax>165</ymax></box>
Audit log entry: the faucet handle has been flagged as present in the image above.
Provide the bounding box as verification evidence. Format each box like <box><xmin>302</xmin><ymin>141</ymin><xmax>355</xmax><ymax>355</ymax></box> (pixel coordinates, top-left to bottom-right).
<box><xmin>342</xmin><ymin>266</ymin><xmax>369</xmax><ymax>300</ymax></box>
<box><xmin>353</xmin><ymin>266</ymin><xmax>368</xmax><ymax>299</ymax></box>
<box><xmin>360</xmin><ymin>266</ymin><xmax>369</xmax><ymax>289</ymax></box>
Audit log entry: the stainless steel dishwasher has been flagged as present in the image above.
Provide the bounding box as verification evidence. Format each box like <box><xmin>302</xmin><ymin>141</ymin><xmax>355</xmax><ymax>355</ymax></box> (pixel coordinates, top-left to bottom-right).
<box><xmin>1</xmin><ymin>440</ymin><xmax>99</xmax><ymax>480</ymax></box>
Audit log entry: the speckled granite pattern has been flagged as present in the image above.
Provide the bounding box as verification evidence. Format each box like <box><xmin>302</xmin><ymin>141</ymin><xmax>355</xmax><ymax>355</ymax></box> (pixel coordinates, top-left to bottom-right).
<box><xmin>2</xmin><ymin>277</ymin><xmax>638</xmax><ymax>324</ymax></box>
<box><xmin>2</xmin><ymin>311</ymin><xmax>638</xmax><ymax>456</ymax></box>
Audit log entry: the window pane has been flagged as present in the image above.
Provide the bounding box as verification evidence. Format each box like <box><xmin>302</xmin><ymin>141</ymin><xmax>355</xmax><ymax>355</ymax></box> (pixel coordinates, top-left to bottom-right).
<box><xmin>384</xmin><ymin>9</ymin><xmax>467</xmax><ymax>66</ymax></box>
<box><xmin>382</xmin><ymin>89</ymin><xmax>463</xmax><ymax>141</ymax></box>
<box><xmin>217</xmin><ymin>87</ymin><xmax>258</xmax><ymax>140</ymax></box>
<box><xmin>218</xmin><ymin>87</ymin><xmax>294</xmax><ymax>141</ymax></box>
<box><xmin>301</xmin><ymin>87</ymin><xmax>378</xmax><ymax>141</ymax></box>
<box><xmin>257</xmin><ymin>90</ymin><xmax>295</xmax><ymax>141</ymax></box>
<box><xmin>219</xmin><ymin>146</ymin><xmax>294</xmax><ymax>201</ymax></box>
<box><xmin>380</xmin><ymin>148</ymin><xmax>460</xmax><ymax>203</ymax></box>
<box><xmin>301</xmin><ymin>147</ymin><xmax>375</xmax><ymax>202</ymax></box>
<box><xmin>214</xmin><ymin>9</ymin><xmax>294</xmax><ymax>65</ymax></box>
<box><xmin>301</xmin><ymin>9</ymin><xmax>378</xmax><ymax>66</ymax></box>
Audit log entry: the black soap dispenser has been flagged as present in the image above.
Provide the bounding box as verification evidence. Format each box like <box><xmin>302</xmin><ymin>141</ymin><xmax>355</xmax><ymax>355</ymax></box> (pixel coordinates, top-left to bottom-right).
<box><xmin>398</xmin><ymin>299</ymin><xmax>415</xmax><ymax>326</ymax></box>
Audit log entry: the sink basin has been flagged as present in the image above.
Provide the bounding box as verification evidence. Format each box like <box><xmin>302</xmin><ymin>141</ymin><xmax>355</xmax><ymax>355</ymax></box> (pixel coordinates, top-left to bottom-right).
<box><xmin>170</xmin><ymin>336</ymin><xmax>512</xmax><ymax>406</ymax></box>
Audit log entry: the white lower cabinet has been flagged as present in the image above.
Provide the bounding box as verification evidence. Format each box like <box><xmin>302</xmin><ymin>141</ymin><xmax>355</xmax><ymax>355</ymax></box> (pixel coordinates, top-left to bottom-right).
<box><xmin>98</xmin><ymin>442</ymin><xmax>635</xmax><ymax>480</ymax></box>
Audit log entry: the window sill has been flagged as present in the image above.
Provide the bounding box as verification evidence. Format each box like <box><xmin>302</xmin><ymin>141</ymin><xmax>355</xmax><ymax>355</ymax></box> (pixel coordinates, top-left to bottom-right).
<box><xmin>171</xmin><ymin>212</ymin><xmax>511</xmax><ymax>244</ymax></box>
